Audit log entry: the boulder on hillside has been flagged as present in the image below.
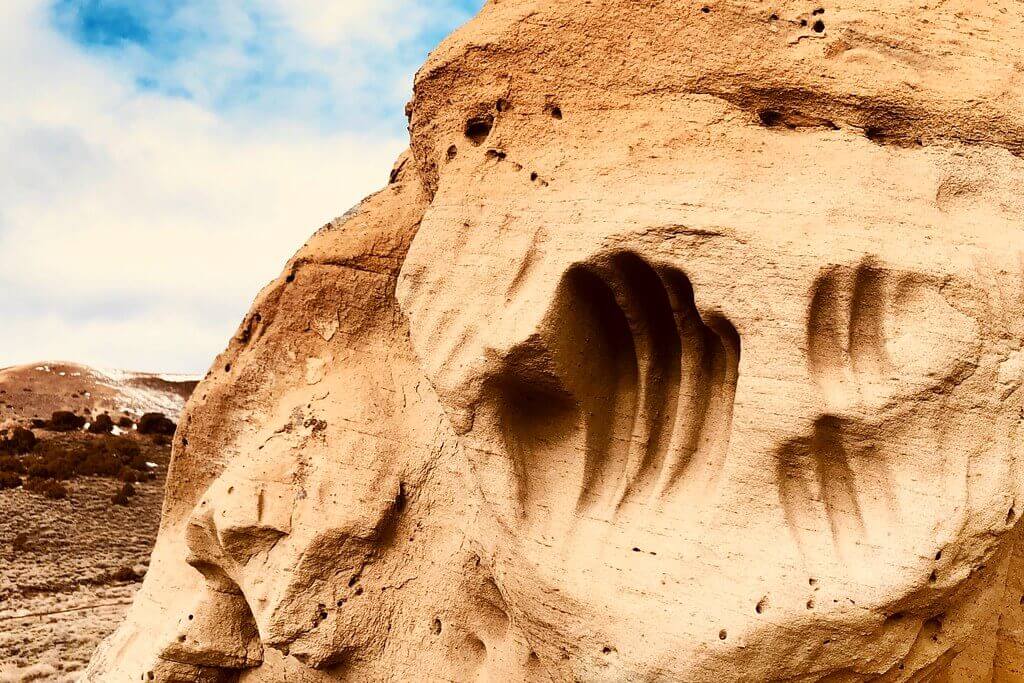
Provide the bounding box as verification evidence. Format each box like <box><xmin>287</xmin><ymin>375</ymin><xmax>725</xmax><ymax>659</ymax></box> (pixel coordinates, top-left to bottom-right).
<box><xmin>88</xmin><ymin>414</ymin><xmax>114</xmax><ymax>434</ymax></box>
<box><xmin>137</xmin><ymin>412</ymin><xmax>176</xmax><ymax>436</ymax></box>
<box><xmin>47</xmin><ymin>411</ymin><xmax>86</xmax><ymax>432</ymax></box>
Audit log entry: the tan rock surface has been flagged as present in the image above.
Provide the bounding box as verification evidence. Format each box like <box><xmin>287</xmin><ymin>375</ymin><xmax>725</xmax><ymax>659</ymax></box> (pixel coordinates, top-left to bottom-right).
<box><xmin>87</xmin><ymin>1</ymin><xmax>1024</xmax><ymax>680</ymax></box>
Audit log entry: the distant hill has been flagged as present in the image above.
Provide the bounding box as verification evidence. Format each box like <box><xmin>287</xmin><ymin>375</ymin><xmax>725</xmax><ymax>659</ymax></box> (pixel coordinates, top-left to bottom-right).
<box><xmin>0</xmin><ymin>362</ymin><xmax>199</xmax><ymax>426</ymax></box>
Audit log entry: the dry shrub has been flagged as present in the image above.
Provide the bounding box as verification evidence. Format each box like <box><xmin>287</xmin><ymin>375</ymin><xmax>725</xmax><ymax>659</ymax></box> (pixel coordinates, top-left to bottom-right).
<box><xmin>0</xmin><ymin>427</ymin><xmax>36</xmax><ymax>454</ymax></box>
<box><xmin>43</xmin><ymin>481</ymin><xmax>68</xmax><ymax>499</ymax></box>
<box><xmin>25</xmin><ymin>478</ymin><xmax>68</xmax><ymax>499</ymax></box>
<box><xmin>11</xmin><ymin>532</ymin><xmax>30</xmax><ymax>552</ymax></box>
<box><xmin>117</xmin><ymin>466</ymin><xmax>139</xmax><ymax>483</ymax></box>
<box><xmin>26</xmin><ymin>454</ymin><xmax>75</xmax><ymax>480</ymax></box>
<box><xmin>0</xmin><ymin>471</ymin><xmax>22</xmax><ymax>489</ymax></box>
<box><xmin>110</xmin><ymin>565</ymin><xmax>137</xmax><ymax>582</ymax></box>
<box><xmin>77</xmin><ymin>452</ymin><xmax>121</xmax><ymax>476</ymax></box>
<box><xmin>68</xmin><ymin>435</ymin><xmax>145</xmax><ymax>477</ymax></box>
<box><xmin>0</xmin><ymin>455</ymin><xmax>24</xmax><ymax>474</ymax></box>
<box><xmin>111</xmin><ymin>482</ymin><xmax>135</xmax><ymax>506</ymax></box>
<box><xmin>14</xmin><ymin>433</ymin><xmax>151</xmax><ymax>486</ymax></box>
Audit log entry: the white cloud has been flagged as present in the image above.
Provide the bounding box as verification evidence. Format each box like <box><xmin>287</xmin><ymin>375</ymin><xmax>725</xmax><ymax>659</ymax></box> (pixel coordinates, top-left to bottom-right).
<box><xmin>259</xmin><ymin>0</ymin><xmax>469</xmax><ymax>48</ymax></box>
<box><xmin>0</xmin><ymin>0</ymin><xmax>412</xmax><ymax>372</ymax></box>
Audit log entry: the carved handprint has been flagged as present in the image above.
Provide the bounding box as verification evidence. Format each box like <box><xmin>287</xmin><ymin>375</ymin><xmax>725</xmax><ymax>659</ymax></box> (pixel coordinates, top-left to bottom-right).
<box><xmin>493</xmin><ymin>251</ymin><xmax>740</xmax><ymax>526</ymax></box>
<box><xmin>777</xmin><ymin>258</ymin><xmax>980</xmax><ymax>562</ymax></box>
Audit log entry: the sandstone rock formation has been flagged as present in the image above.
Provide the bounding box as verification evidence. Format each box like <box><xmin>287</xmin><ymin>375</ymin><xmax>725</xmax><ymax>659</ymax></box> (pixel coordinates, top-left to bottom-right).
<box><xmin>86</xmin><ymin>1</ymin><xmax>1024</xmax><ymax>680</ymax></box>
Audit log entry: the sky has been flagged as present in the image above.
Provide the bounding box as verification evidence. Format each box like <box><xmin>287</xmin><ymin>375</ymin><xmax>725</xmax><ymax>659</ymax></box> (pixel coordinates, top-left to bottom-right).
<box><xmin>0</xmin><ymin>0</ymin><xmax>484</xmax><ymax>373</ymax></box>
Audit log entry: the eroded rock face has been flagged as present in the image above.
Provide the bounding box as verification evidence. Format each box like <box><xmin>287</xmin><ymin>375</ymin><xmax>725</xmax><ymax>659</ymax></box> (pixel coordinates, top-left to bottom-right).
<box><xmin>87</xmin><ymin>1</ymin><xmax>1024</xmax><ymax>680</ymax></box>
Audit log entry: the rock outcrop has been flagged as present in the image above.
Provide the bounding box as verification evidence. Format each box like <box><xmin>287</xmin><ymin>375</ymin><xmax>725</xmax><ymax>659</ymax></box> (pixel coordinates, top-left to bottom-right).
<box><xmin>86</xmin><ymin>1</ymin><xmax>1024</xmax><ymax>680</ymax></box>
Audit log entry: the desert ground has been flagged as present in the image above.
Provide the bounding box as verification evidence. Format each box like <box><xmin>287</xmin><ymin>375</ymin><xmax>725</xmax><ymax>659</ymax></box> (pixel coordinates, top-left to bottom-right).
<box><xmin>0</xmin><ymin>363</ymin><xmax>193</xmax><ymax>681</ymax></box>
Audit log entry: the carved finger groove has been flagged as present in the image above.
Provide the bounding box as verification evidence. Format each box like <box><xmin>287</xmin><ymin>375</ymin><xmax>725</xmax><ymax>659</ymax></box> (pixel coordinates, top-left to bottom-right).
<box><xmin>494</xmin><ymin>252</ymin><xmax>740</xmax><ymax>525</ymax></box>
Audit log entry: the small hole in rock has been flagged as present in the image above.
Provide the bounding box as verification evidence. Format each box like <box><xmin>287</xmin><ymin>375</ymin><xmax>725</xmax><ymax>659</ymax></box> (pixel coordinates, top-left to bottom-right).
<box><xmin>813</xmin><ymin>7</ymin><xmax>825</xmax><ymax>14</ymax></box>
<box><xmin>602</xmin><ymin>646</ymin><xmax>613</xmax><ymax>655</ymax></box>
<box><xmin>285</xmin><ymin>273</ymin><xmax>295</xmax><ymax>283</ymax></box>
<box><xmin>935</xmin><ymin>550</ymin><xmax>942</xmax><ymax>560</ymax></box>
<box><xmin>549</xmin><ymin>106</ymin><xmax>563</xmax><ymax>120</ymax></box>
<box><xmin>929</xmin><ymin>570</ymin><xmax>938</xmax><ymax>583</ymax></box>
<box><xmin>701</xmin><ymin>6</ymin><xmax>711</xmax><ymax>13</ymax></box>
<box><xmin>224</xmin><ymin>363</ymin><xmax>231</xmax><ymax>372</ymax></box>
<box><xmin>769</xmin><ymin>13</ymin><xmax>779</xmax><ymax>20</ymax></box>
<box><xmin>432</xmin><ymin>618</ymin><xmax>442</xmax><ymax>635</ymax></box>
<box><xmin>809</xmin><ymin>577</ymin><xmax>817</xmax><ymax>586</ymax></box>
<box><xmin>496</xmin><ymin>98</ymin><xmax>510</xmax><ymax>112</ymax></box>
<box><xmin>464</xmin><ymin>115</ymin><xmax>494</xmax><ymax>146</ymax></box>
<box><xmin>187</xmin><ymin>614</ymin><xmax>193</xmax><ymax>620</ymax></box>
<box><xmin>756</xmin><ymin>597</ymin><xmax>768</xmax><ymax>614</ymax></box>
<box><xmin>446</xmin><ymin>145</ymin><xmax>458</xmax><ymax>162</ymax></box>
<box><xmin>718</xmin><ymin>629</ymin><xmax>727</xmax><ymax>640</ymax></box>
<box><xmin>178</xmin><ymin>635</ymin><xmax>186</xmax><ymax>642</ymax></box>
<box><xmin>530</xmin><ymin>172</ymin><xmax>538</xmax><ymax>181</ymax></box>
<box><xmin>355</xmin><ymin>587</ymin><xmax>364</xmax><ymax>596</ymax></box>
<box><xmin>1007</xmin><ymin>507</ymin><xmax>1016</xmax><ymax>524</ymax></box>
<box><xmin>812</xmin><ymin>19</ymin><xmax>825</xmax><ymax>32</ymax></box>
<box><xmin>758</xmin><ymin>109</ymin><xmax>783</xmax><ymax>127</ymax></box>
<box><xmin>806</xmin><ymin>599</ymin><xmax>815</xmax><ymax>609</ymax></box>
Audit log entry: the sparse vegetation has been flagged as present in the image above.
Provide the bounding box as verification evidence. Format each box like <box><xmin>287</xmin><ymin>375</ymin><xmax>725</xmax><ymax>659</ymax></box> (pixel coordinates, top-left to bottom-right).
<box><xmin>0</xmin><ymin>471</ymin><xmax>22</xmax><ymax>489</ymax></box>
<box><xmin>108</xmin><ymin>565</ymin><xmax>139</xmax><ymax>582</ymax></box>
<box><xmin>24</xmin><ymin>479</ymin><xmax>68</xmax><ymax>500</ymax></box>
<box><xmin>0</xmin><ymin>361</ymin><xmax>190</xmax><ymax>673</ymax></box>
<box><xmin>0</xmin><ymin>432</ymin><xmax>159</xmax><ymax>500</ymax></box>
<box><xmin>43</xmin><ymin>481</ymin><xmax>68</xmax><ymax>500</ymax></box>
<box><xmin>0</xmin><ymin>455</ymin><xmax>25</xmax><ymax>473</ymax></box>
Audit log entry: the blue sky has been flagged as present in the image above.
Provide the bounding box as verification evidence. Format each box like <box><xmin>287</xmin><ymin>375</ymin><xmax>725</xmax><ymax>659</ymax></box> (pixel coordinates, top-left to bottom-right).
<box><xmin>0</xmin><ymin>0</ymin><xmax>484</xmax><ymax>372</ymax></box>
<box><xmin>49</xmin><ymin>0</ymin><xmax>482</xmax><ymax>132</ymax></box>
